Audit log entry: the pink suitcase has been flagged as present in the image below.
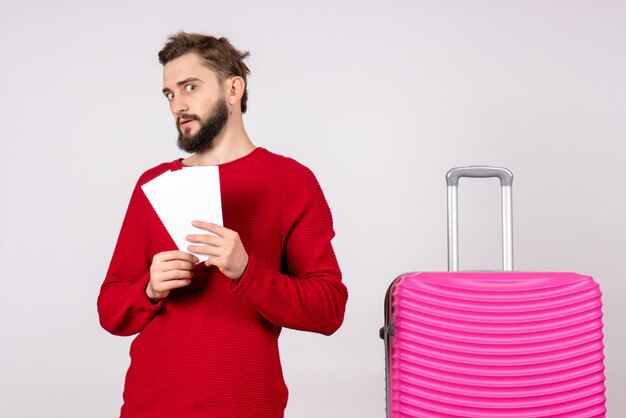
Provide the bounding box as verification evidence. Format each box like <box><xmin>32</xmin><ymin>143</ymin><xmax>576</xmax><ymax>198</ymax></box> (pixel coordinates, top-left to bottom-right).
<box><xmin>381</xmin><ymin>167</ymin><xmax>606</xmax><ymax>417</ymax></box>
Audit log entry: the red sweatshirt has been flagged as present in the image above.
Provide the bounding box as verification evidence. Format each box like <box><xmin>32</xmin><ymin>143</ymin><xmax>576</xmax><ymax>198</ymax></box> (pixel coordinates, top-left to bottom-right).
<box><xmin>97</xmin><ymin>148</ymin><xmax>347</xmax><ymax>418</ymax></box>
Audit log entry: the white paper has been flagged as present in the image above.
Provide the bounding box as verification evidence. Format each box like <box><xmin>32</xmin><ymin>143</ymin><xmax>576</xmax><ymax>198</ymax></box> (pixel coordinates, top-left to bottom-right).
<box><xmin>141</xmin><ymin>166</ymin><xmax>223</xmax><ymax>262</ymax></box>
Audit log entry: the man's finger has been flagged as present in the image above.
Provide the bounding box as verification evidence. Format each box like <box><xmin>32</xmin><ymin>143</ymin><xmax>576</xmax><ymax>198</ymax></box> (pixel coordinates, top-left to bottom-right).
<box><xmin>155</xmin><ymin>278</ymin><xmax>192</xmax><ymax>292</ymax></box>
<box><xmin>204</xmin><ymin>256</ymin><xmax>220</xmax><ymax>269</ymax></box>
<box><xmin>191</xmin><ymin>220</ymin><xmax>229</xmax><ymax>236</ymax></box>
<box><xmin>186</xmin><ymin>233</ymin><xmax>222</xmax><ymax>246</ymax></box>
<box><xmin>162</xmin><ymin>260</ymin><xmax>197</xmax><ymax>272</ymax></box>
<box><xmin>154</xmin><ymin>250</ymin><xmax>199</xmax><ymax>263</ymax></box>
<box><xmin>187</xmin><ymin>244</ymin><xmax>222</xmax><ymax>256</ymax></box>
<box><xmin>157</xmin><ymin>270</ymin><xmax>194</xmax><ymax>282</ymax></box>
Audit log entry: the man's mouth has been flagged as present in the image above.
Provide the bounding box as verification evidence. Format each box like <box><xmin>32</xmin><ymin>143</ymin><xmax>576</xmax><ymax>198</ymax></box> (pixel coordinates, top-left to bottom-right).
<box><xmin>180</xmin><ymin>118</ymin><xmax>194</xmax><ymax>127</ymax></box>
<box><xmin>178</xmin><ymin>114</ymin><xmax>200</xmax><ymax>129</ymax></box>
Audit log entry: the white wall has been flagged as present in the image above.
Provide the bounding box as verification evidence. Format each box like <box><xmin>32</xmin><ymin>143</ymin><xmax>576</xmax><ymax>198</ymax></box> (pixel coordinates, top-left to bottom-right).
<box><xmin>1</xmin><ymin>1</ymin><xmax>625</xmax><ymax>416</ymax></box>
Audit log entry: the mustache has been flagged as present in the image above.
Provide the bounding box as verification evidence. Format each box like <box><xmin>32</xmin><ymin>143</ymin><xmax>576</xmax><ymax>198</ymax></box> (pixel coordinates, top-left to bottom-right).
<box><xmin>177</xmin><ymin>113</ymin><xmax>202</xmax><ymax>125</ymax></box>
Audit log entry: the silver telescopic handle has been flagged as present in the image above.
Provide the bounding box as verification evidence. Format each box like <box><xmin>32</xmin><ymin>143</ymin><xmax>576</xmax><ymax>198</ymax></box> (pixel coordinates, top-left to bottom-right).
<box><xmin>446</xmin><ymin>166</ymin><xmax>514</xmax><ymax>272</ymax></box>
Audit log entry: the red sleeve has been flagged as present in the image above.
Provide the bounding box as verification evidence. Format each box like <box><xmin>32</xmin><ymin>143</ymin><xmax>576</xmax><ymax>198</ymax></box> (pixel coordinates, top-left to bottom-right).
<box><xmin>230</xmin><ymin>165</ymin><xmax>347</xmax><ymax>336</ymax></box>
<box><xmin>97</xmin><ymin>180</ymin><xmax>165</xmax><ymax>336</ymax></box>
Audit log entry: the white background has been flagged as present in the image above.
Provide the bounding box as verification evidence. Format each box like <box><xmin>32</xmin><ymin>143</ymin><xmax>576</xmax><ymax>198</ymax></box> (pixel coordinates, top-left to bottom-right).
<box><xmin>1</xmin><ymin>1</ymin><xmax>625</xmax><ymax>417</ymax></box>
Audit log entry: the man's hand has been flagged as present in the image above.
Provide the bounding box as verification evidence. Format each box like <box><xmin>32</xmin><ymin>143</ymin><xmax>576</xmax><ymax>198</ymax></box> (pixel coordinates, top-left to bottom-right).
<box><xmin>147</xmin><ymin>251</ymin><xmax>199</xmax><ymax>301</ymax></box>
<box><xmin>186</xmin><ymin>220</ymin><xmax>249</xmax><ymax>280</ymax></box>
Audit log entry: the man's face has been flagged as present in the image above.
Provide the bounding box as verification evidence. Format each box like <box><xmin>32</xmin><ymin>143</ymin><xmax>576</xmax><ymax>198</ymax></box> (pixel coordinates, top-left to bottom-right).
<box><xmin>162</xmin><ymin>52</ymin><xmax>229</xmax><ymax>153</ymax></box>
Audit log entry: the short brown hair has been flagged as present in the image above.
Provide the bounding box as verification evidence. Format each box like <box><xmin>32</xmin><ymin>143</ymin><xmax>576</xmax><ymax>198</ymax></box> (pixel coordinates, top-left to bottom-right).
<box><xmin>158</xmin><ymin>32</ymin><xmax>251</xmax><ymax>113</ymax></box>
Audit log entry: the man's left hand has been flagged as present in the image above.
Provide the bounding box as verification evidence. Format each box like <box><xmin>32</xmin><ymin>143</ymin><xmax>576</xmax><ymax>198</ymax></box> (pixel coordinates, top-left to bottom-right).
<box><xmin>186</xmin><ymin>220</ymin><xmax>249</xmax><ymax>280</ymax></box>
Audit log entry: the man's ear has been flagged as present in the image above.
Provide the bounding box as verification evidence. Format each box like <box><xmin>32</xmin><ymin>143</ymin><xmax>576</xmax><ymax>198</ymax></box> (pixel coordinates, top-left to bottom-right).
<box><xmin>225</xmin><ymin>76</ymin><xmax>245</xmax><ymax>107</ymax></box>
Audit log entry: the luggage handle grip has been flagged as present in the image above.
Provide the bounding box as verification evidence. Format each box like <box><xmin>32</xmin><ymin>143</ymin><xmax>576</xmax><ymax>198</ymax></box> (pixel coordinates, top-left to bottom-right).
<box><xmin>446</xmin><ymin>166</ymin><xmax>513</xmax><ymax>187</ymax></box>
<box><xmin>446</xmin><ymin>166</ymin><xmax>514</xmax><ymax>272</ymax></box>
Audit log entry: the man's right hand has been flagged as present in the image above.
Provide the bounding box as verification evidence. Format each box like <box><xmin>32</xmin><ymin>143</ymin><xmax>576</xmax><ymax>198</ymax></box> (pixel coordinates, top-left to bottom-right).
<box><xmin>147</xmin><ymin>251</ymin><xmax>199</xmax><ymax>301</ymax></box>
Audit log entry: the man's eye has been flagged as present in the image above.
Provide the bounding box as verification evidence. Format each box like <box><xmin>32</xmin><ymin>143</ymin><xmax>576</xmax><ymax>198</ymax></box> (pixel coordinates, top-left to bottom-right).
<box><xmin>185</xmin><ymin>84</ymin><xmax>195</xmax><ymax>92</ymax></box>
<box><xmin>165</xmin><ymin>92</ymin><xmax>174</xmax><ymax>100</ymax></box>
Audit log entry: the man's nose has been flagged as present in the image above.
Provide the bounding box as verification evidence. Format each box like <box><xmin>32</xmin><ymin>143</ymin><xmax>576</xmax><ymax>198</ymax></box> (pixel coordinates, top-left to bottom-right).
<box><xmin>171</xmin><ymin>97</ymin><xmax>190</xmax><ymax>116</ymax></box>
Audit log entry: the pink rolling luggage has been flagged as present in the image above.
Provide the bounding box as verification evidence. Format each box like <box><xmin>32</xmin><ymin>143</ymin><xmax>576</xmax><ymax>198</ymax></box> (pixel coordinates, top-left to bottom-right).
<box><xmin>380</xmin><ymin>167</ymin><xmax>606</xmax><ymax>417</ymax></box>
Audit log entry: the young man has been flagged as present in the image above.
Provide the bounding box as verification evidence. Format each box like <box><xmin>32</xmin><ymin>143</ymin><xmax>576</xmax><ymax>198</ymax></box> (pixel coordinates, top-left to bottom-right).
<box><xmin>97</xmin><ymin>32</ymin><xmax>348</xmax><ymax>418</ymax></box>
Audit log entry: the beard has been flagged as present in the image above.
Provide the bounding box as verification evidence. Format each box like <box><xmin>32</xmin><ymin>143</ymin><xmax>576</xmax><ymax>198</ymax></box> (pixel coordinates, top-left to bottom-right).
<box><xmin>176</xmin><ymin>97</ymin><xmax>229</xmax><ymax>154</ymax></box>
